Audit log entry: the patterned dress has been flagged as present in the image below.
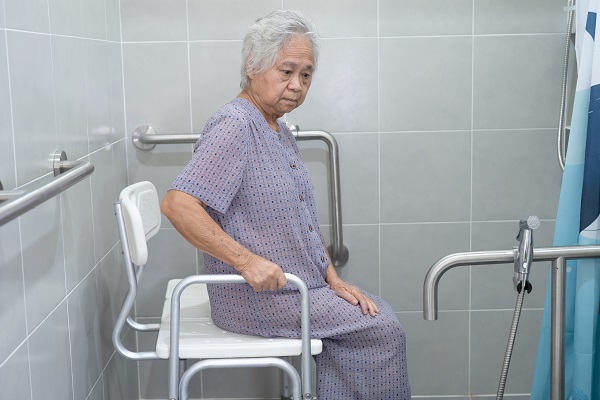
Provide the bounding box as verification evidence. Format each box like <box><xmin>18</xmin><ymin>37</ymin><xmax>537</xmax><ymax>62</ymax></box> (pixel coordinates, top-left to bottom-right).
<box><xmin>170</xmin><ymin>98</ymin><xmax>411</xmax><ymax>399</ymax></box>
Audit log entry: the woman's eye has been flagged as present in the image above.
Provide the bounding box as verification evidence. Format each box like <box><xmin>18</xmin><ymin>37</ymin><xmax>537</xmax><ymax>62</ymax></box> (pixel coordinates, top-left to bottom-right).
<box><xmin>282</xmin><ymin>70</ymin><xmax>292</xmax><ymax>75</ymax></box>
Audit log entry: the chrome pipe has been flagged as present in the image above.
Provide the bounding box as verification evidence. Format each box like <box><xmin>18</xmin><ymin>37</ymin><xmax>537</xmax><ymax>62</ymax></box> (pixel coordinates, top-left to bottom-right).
<box><xmin>551</xmin><ymin>256</ymin><xmax>566</xmax><ymax>400</ymax></box>
<box><xmin>423</xmin><ymin>249</ymin><xmax>515</xmax><ymax>321</ymax></box>
<box><xmin>0</xmin><ymin>153</ymin><xmax>94</xmax><ymax>227</ymax></box>
<box><xmin>423</xmin><ymin>244</ymin><xmax>600</xmax><ymax>400</ymax></box>
<box><xmin>557</xmin><ymin>0</ymin><xmax>575</xmax><ymax>171</ymax></box>
<box><xmin>131</xmin><ymin>125</ymin><xmax>349</xmax><ymax>267</ymax></box>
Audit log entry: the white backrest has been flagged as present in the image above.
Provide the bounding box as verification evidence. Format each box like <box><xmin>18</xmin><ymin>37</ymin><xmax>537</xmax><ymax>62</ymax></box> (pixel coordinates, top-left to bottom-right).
<box><xmin>119</xmin><ymin>181</ymin><xmax>161</xmax><ymax>266</ymax></box>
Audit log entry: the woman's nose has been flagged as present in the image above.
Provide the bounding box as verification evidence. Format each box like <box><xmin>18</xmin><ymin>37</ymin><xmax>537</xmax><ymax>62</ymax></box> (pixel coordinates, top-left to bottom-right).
<box><xmin>288</xmin><ymin>74</ymin><xmax>302</xmax><ymax>90</ymax></box>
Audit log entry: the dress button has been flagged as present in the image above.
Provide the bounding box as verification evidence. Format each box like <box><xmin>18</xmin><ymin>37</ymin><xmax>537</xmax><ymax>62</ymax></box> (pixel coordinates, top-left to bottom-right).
<box><xmin>290</xmin><ymin>163</ymin><xmax>297</xmax><ymax>169</ymax></box>
<box><xmin>299</xmin><ymin>194</ymin><xmax>304</xmax><ymax>201</ymax></box>
<box><xmin>320</xmin><ymin>255</ymin><xmax>326</xmax><ymax>262</ymax></box>
<box><xmin>278</xmin><ymin>134</ymin><xmax>282</xmax><ymax>139</ymax></box>
<box><xmin>308</xmin><ymin>225</ymin><xmax>314</xmax><ymax>232</ymax></box>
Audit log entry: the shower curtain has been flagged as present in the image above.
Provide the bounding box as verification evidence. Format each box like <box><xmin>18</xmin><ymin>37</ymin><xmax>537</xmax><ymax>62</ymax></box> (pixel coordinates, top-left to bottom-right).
<box><xmin>531</xmin><ymin>1</ymin><xmax>600</xmax><ymax>399</ymax></box>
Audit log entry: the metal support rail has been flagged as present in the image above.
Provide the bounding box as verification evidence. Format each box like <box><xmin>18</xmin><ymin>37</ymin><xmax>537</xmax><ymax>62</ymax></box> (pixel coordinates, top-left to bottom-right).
<box><xmin>132</xmin><ymin>124</ymin><xmax>349</xmax><ymax>267</ymax></box>
<box><xmin>422</xmin><ymin>245</ymin><xmax>600</xmax><ymax>400</ymax></box>
<box><xmin>0</xmin><ymin>150</ymin><xmax>94</xmax><ymax>227</ymax></box>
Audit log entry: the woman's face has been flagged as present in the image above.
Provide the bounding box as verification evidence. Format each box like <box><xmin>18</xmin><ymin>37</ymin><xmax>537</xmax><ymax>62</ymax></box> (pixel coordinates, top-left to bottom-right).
<box><xmin>247</xmin><ymin>35</ymin><xmax>314</xmax><ymax>120</ymax></box>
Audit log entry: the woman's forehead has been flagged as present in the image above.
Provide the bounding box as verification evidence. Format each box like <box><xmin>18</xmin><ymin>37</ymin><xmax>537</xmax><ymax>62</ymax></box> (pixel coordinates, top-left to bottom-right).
<box><xmin>276</xmin><ymin>36</ymin><xmax>314</xmax><ymax>68</ymax></box>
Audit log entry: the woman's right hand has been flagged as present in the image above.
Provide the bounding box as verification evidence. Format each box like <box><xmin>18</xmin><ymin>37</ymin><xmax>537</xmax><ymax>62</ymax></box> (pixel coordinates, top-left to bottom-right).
<box><xmin>238</xmin><ymin>254</ymin><xmax>287</xmax><ymax>292</ymax></box>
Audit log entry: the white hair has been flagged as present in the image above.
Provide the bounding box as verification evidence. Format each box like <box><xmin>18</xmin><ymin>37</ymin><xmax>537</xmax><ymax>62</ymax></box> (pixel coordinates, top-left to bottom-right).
<box><xmin>240</xmin><ymin>10</ymin><xmax>319</xmax><ymax>89</ymax></box>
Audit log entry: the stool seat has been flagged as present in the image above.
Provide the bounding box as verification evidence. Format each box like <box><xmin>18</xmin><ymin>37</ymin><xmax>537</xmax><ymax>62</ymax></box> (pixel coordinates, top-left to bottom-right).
<box><xmin>156</xmin><ymin>280</ymin><xmax>323</xmax><ymax>359</ymax></box>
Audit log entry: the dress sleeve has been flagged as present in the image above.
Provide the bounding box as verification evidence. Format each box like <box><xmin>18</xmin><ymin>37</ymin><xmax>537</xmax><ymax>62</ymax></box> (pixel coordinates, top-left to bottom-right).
<box><xmin>170</xmin><ymin>111</ymin><xmax>249</xmax><ymax>214</ymax></box>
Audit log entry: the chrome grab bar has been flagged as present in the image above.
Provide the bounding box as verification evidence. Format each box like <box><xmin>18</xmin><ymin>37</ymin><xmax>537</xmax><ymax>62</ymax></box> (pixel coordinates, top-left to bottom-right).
<box><xmin>423</xmin><ymin>244</ymin><xmax>600</xmax><ymax>400</ymax></box>
<box><xmin>132</xmin><ymin>124</ymin><xmax>350</xmax><ymax>267</ymax></box>
<box><xmin>0</xmin><ymin>150</ymin><xmax>95</xmax><ymax>227</ymax></box>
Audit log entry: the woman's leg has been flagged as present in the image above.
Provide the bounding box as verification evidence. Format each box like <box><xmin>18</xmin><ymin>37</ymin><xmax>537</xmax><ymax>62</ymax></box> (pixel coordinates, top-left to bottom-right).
<box><xmin>211</xmin><ymin>286</ymin><xmax>411</xmax><ymax>399</ymax></box>
<box><xmin>308</xmin><ymin>288</ymin><xmax>411</xmax><ymax>400</ymax></box>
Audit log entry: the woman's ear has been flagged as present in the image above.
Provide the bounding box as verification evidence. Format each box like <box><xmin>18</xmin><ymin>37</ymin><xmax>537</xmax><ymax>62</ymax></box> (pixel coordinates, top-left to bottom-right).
<box><xmin>246</xmin><ymin>65</ymin><xmax>254</xmax><ymax>81</ymax></box>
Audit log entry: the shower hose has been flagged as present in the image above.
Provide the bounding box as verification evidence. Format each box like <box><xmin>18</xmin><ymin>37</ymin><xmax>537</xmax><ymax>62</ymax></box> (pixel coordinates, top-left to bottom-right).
<box><xmin>496</xmin><ymin>283</ymin><xmax>528</xmax><ymax>400</ymax></box>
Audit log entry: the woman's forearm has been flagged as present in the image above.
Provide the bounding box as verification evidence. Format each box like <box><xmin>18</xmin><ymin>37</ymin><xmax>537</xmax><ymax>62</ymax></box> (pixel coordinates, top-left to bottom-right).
<box><xmin>160</xmin><ymin>189</ymin><xmax>252</xmax><ymax>271</ymax></box>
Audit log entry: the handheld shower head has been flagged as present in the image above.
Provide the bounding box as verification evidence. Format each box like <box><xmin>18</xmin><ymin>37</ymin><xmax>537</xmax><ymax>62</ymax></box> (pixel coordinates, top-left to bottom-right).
<box><xmin>527</xmin><ymin>215</ymin><xmax>540</xmax><ymax>230</ymax></box>
<box><xmin>513</xmin><ymin>216</ymin><xmax>539</xmax><ymax>293</ymax></box>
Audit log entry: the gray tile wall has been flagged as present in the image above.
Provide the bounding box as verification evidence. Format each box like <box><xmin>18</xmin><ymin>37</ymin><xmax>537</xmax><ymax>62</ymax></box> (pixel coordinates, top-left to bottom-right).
<box><xmin>120</xmin><ymin>0</ymin><xmax>568</xmax><ymax>399</ymax></box>
<box><xmin>0</xmin><ymin>0</ymin><xmax>568</xmax><ymax>399</ymax></box>
<box><xmin>0</xmin><ymin>0</ymin><xmax>138</xmax><ymax>399</ymax></box>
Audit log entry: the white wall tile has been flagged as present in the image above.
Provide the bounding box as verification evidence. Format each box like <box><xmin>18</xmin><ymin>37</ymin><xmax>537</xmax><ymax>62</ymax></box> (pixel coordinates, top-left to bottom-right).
<box><xmin>52</xmin><ymin>36</ymin><xmax>89</xmax><ymax>159</ymax></box>
<box><xmin>402</xmin><ymin>311</ymin><xmax>469</xmax><ymax>395</ymax></box>
<box><xmin>473</xmin><ymin>35</ymin><xmax>564</xmax><ymax>130</ymax></box>
<box><xmin>284</xmin><ymin>0</ymin><xmax>377</xmax><ymax>38</ymax></box>
<box><xmin>28</xmin><ymin>302</ymin><xmax>73</xmax><ymax>400</ymax></box>
<box><xmin>472</xmin><ymin>129</ymin><xmax>562</xmax><ymax>220</ymax></box>
<box><xmin>85</xmin><ymin>40</ymin><xmax>113</xmax><ymax>153</ymax></box>
<box><xmin>380</xmin><ymin>37</ymin><xmax>472</xmax><ymax>132</ymax></box>
<box><xmin>4</xmin><ymin>0</ymin><xmax>50</xmax><ymax>32</ymax></box>
<box><xmin>20</xmin><ymin>196</ymin><xmax>66</xmax><ymax>331</ymax></box>
<box><xmin>7</xmin><ymin>31</ymin><xmax>57</xmax><ymax>185</ymax></box>
<box><xmin>471</xmin><ymin>310</ymin><xmax>543</xmax><ymax>394</ymax></box>
<box><xmin>0</xmin><ymin>31</ymin><xmax>15</xmax><ymax>191</ymax></box>
<box><xmin>68</xmin><ymin>269</ymin><xmax>103</xmax><ymax>400</ymax></box>
<box><xmin>380</xmin><ymin>0</ymin><xmax>472</xmax><ymax>37</ymax></box>
<box><xmin>381</xmin><ymin>131</ymin><xmax>471</xmax><ymax>223</ymax></box>
<box><xmin>80</xmin><ymin>0</ymin><xmax>107</xmax><ymax>39</ymax></box>
<box><xmin>0</xmin><ymin>219</ymin><xmax>27</xmax><ymax>363</ymax></box>
<box><xmin>105</xmin><ymin>0</ymin><xmax>122</xmax><ymax>42</ymax></box>
<box><xmin>48</xmin><ymin>0</ymin><xmax>82</xmax><ymax>36</ymax></box>
<box><xmin>475</xmin><ymin>0</ymin><xmax>567</xmax><ymax>34</ymax></box>
<box><xmin>188</xmin><ymin>0</ymin><xmax>280</xmax><ymax>41</ymax></box>
<box><xmin>122</xmin><ymin>42</ymin><xmax>191</xmax><ymax>135</ymax></box>
<box><xmin>61</xmin><ymin>171</ymin><xmax>95</xmax><ymax>292</ymax></box>
<box><xmin>0</xmin><ymin>344</ymin><xmax>32</xmax><ymax>400</ymax></box>
<box><xmin>121</xmin><ymin>0</ymin><xmax>187</xmax><ymax>42</ymax></box>
<box><xmin>336</xmin><ymin>133</ymin><xmax>379</xmax><ymax>224</ymax></box>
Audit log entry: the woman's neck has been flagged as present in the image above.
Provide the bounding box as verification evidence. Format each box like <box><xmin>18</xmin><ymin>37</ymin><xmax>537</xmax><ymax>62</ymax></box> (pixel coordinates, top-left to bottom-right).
<box><xmin>238</xmin><ymin>90</ymin><xmax>281</xmax><ymax>132</ymax></box>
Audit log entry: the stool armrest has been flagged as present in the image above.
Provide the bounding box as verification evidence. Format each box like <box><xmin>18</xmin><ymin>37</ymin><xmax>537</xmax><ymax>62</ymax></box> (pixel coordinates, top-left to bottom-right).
<box><xmin>168</xmin><ymin>274</ymin><xmax>314</xmax><ymax>400</ymax></box>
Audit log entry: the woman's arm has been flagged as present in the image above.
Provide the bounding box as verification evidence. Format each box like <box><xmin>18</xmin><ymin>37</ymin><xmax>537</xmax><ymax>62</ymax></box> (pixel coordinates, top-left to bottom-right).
<box><xmin>161</xmin><ymin>189</ymin><xmax>287</xmax><ymax>292</ymax></box>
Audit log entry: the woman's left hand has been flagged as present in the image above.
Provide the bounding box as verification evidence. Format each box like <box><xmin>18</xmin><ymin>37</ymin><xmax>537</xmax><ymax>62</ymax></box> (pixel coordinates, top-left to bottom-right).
<box><xmin>329</xmin><ymin>279</ymin><xmax>380</xmax><ymax>317</ymax></box>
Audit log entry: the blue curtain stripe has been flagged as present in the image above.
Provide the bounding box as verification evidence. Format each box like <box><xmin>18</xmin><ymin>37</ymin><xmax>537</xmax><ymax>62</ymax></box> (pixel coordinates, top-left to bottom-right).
<box><xmin>580</xmin><ymin>83</ymin><xmax>600</xmax><ymax>234</ymax></box>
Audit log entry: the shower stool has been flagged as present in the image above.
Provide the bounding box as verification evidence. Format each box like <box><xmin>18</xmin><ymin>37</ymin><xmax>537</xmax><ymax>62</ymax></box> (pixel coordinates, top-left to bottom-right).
<box><xmin>112</xmin><ymin>180</ymin><xmax>322</xmax><ymax>400</ymax></box>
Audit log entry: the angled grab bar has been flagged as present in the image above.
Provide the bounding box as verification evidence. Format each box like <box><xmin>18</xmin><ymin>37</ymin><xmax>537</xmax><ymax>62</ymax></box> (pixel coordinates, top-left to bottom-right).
<box><xmin>132</xmin><ymin>124</ymin><xmax>350</xmax><ymax>267</ymax></box>
<box><xmin>0</xmin><ymin>151</ymin><xmax>94</xmax><ymax>227</ymax></box>
<box><xmin>423</xmin><ymin>244</ymin><xmax>600</xmax><ymax>400</ymax></box>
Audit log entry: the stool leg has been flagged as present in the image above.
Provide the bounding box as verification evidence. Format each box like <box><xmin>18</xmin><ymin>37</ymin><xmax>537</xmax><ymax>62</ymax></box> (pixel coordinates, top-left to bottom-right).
<box><xmin>179</xmin><ymin>359</ymin><xmax>186</xmax><ymax>380</ymax></box>
<box><xmin>280</xmin><ymin>357</ymin><xmax>293</xmax><ymax>400</ymax></box>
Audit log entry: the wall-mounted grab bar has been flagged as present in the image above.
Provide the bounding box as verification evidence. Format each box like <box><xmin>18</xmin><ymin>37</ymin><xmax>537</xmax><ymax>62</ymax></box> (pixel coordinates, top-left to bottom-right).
<box><xmin>131</xmin><ymin>125</ymin><xmax>350</xmax><ymax>267</ymax></box>
<box><xmin>0</xmin><ymin>151</ymin><xmax>95</xmax><ymax>227</ymax></box>
<box><xmin>423</xmin><ymin>244</ymin><xmax>600</xmax><ymax>400</ymax></box>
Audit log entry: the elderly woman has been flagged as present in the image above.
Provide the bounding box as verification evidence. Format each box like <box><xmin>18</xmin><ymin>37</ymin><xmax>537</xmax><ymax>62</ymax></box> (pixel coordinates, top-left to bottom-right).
<box><xmin>161</xmin><ymin>10</ymin><xmax>410</xmax><ymax>399</ymax></box>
